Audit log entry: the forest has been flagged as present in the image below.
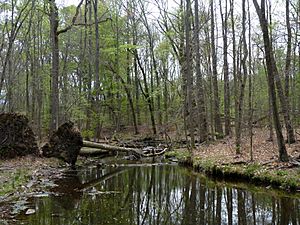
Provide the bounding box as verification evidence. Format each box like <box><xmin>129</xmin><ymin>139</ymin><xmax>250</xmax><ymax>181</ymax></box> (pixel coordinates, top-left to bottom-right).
<box><xmin>0</xmin><ymin>0</ymin><xmax>300</xmax><ymax>163</ymax></box>
<box><xmin>1</xmin><ymin>0</ymin><xmax>300</xmax><ymax>223</ymax></box>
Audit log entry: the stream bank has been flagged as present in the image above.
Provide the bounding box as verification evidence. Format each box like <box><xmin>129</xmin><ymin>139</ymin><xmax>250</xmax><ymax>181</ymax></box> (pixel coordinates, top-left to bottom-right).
<box><xmin>167</xmin><ymin>148</ymin><xmax>300</xmax><ymax>192</ymax></box>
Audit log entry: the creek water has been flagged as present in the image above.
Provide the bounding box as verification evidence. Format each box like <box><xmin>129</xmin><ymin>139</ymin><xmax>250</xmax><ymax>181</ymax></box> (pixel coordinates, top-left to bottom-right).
<box><xmin>17</xmin><ymin>159</ymin><xmax>299</xmax><ymax>225</ymax></box>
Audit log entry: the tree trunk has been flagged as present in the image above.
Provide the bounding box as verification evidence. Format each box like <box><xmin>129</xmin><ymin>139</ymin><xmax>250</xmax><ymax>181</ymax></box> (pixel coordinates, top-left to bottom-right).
<box><xmin>134</xmin><ymin>52</ymin><xmax>157</xmax><ymax>135</ymax></box>
<box><xmin>235</xmin><ymin>0</ymin><xmax>248</xmax><ymax>154</ymax></box>
<box><xmin>283</xmin><ymin>0</ymin><xmax>295</xmax><ymax>144</ymax></box>
<box><xmin>49</xmin><ymin>0</ymin><xmax>60</xmax><ymax>133</ymax></box>
<box><xmin>195</xmin><ymin>0</ymin><xmax>208</xmax><ymax>142</ymax></box>
<box><xmin>220</xmin><ymin>0</ymin><xmax>231</xmax><ymax>136</ymax></box>
<box><xmin>185</xmin><ymin>0</ymin><xmax>195</xmax><ymax>149</ymax></box>
<box><xmin>253</xmin><ymin>0</ymin><xmax>289</xmax><ymax>162</ymax></box>
<box><xmin>210</xmin><ymin>0</ymin><xmax>223</xmax><ymax>138</ymax></box>
<box><xmin>93</xmin><ymin>0</ymin><xmax>101</xmax><ymax>139</ymax></box>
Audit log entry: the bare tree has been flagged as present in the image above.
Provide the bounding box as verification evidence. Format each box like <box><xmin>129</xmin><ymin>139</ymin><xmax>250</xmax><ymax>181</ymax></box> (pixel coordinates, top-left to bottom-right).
<box><xmin>219</xmin><ymin>0</ymin><xmax>231</xmax><ymax>136</ymax></box>
<box><xmin>210</xmin><ymin>0</ymin><xmax>223</xmax><ymax>138</ymax></box>
<box><xmin>253</xmin><ymin>0</ymin><xmax>289</xmax><ymax>162</ymax></box>
<box><xmin>185</xmin><ymin>0</ymin><xmax>195</xmax><ymax>148</ymax></box>
<box><xmin>195</xmin><ymin>0</ymin><xmax>208</xmax><ymax>142</ymax></box>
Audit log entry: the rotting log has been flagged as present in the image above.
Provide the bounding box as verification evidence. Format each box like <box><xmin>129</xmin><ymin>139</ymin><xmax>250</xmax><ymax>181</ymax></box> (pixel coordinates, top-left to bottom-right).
<box><xmin>83</xmin><ymin>140</ymin><xmax>167</xmax><ymax>158</ymax></box>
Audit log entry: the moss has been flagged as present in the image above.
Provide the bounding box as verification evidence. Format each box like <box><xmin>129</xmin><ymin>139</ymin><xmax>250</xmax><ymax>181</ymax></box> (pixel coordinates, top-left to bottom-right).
<box><xmin>169</xmin><ymin>149</ymin><xmax>300</xmax><ymax>192</ymax></box>
<box><xmin>165</xmin><ymin>150</ymin><xmax>190</xmax><ymax>161</ymax></box>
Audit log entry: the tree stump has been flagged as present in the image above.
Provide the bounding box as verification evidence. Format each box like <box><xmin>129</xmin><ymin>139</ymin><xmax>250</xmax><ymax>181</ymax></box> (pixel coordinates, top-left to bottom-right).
<box><xmin>42</xmin><ymin>121</ymin><xmax>83</xmax><ymax>166</ymax></box>
<box><xmin>0</xmin><ymin>113</ymin><xmax>38</xmax><ymax>159</ymax></box>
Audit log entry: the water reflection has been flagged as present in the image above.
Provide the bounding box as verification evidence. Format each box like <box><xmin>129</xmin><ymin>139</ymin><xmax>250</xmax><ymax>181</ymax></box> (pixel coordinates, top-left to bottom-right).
<box><xmin>19</xmin><ymin>164</ymin><xmax>299</xmax><ymax>225</ymax></box>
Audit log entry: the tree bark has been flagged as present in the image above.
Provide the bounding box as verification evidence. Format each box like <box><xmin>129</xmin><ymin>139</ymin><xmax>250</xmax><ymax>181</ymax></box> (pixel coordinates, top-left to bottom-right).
<box><xmin>93</xmin><ymin>0</ymin><xmax>101</xmax><ymax>139</ymax></box>
<box><xmin>284</xmin><ymin>0</ymin><xmax>295</xmax><ymax>144</ymax></box>
<box><xmin>210</xmin><ymin>0</ymin><xmax>223</xmax><ymax>138</ymax></box>
<box><xmin>220</xmin><ymin>0</ymin><xmax>231</xmax><ymax>136</ymax></box>
<box><xmin>195</xmin><ymin>0</ymin><xmax>208</xmax><ymax>142</ymax></box>
<box><xmin>235</xmin><ymin>0</ymin><xmax>248</xmax><ymax>153</ymax></box>
<box><xmin>253</xmin><ymin>0</ymin><xmax>289</xmax><ymax>162</ymax></box>
<box><xmin>49</xmin><ymin>0</ymin><xmax>60</xmax><ymax>133</ymax></box>
<box><xmin>185</xmin><ymin>0</ymin><xmax>195</xmax><ymax>148</ymax></box>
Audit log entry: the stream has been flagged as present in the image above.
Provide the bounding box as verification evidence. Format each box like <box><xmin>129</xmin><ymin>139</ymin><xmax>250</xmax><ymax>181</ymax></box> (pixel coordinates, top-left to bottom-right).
<box><xmin>16</xmin><ymin>158</ymin><xmax>300</xmax><ymax>225</ymax></box>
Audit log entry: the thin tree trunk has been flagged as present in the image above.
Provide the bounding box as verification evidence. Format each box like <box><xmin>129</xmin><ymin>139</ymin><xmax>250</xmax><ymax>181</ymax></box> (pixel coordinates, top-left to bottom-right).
<box><xmin>195</xmin><ymin>0</ymin><xmax>208</xmax><ymax>142</ymax></box>
<box><xmin>284</xmin><ymin>0</ymin><xmax>295</xmax><ymax>144</ymax></box>
<box><xmin>211</xmin><ymin>0</ymin><xmax>223</xmax><ymax>138</ymax></box>
<box><xmin>248</xmin><ymin>0</ymin><xmax>253</xmax><ymax>161</ymax></box>
<box><xmin>86</xmin><ymin>0</ymin><xmax>93</xmax><ymax>138</ymax></box>
<box><xmin>220</xmin><ymin>0</ymin><xmax>231</xmax><ymax>136</ymax></box>
<box><xmin>236</xmin><ymin>0</ymin><xmax>248</xmax><ymax>154</ymax></box>
<box><xmin>93</xmin><ymin>0</ymin><xmax>101</xmax><ymax>139</ymax></box>
<box><xmin>185</xmin><ymin>0</ymin><xmax>195</xmax><ymax>148</ymax></box>
<box><xmin>134</xmin><ymin>51</ymin><xmax>157</xmax><ymax>135</ymax></box>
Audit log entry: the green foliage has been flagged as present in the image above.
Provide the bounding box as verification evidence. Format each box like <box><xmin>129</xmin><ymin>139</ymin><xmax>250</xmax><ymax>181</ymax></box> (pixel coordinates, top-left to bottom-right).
<box><xmin>244</xmin><ymin>163</ymin><xmax>262</xmax><ymax>176</ymax></box>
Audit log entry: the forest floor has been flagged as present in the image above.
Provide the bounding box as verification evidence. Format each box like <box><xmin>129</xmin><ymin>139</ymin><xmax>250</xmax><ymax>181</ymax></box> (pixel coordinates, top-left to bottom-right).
<box><xmin>192</xmin><ymin>128</ymin><xmax>300</xmax><ymax>165</ymax></box>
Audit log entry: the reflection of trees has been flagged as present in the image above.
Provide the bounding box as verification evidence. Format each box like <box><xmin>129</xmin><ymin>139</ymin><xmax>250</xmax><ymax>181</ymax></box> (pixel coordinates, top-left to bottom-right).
<box><xmin>237</xmin><ymin>190</ymin><xmax>247</xmax><ymax>225</ymax></box>
<box><xmin>226</xmin><ymin>187</ymin><xmax>233</xmax><ymax>225</ymax></box>
<box><xmin>26</xmin><ymin>165</ymin><xmax>300</xmax><ymax>225</ymax></box>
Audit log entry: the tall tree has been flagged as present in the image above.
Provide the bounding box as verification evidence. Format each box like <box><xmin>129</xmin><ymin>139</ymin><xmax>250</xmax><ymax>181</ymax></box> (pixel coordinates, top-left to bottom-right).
<box><xmin>253</xmin><ymin>0</ymin><xmax>289</xmax><ymax>162</ymax></box>
<box><xmin>219</xmin><ymin>0</ymin><xmax>230</xmax><ymax>136</ymax></box>
<box><xmin>93</xmin><ymin>0</ymin><xmax>101</xmax><ymax>138</ymax></box>
<box><xmin>235</xmin><ymin>0</ymin><xmax>248</xmax><ymax>153</ymax></box>
<box><xmin>284</xmin><ymin>0</ymin><xmax>295</xmax><ymax>144</ymax></box>
<box><xmin>48</xmin><ymin>0</ymin><xmax>84</xmax><ymax>132</ymax></box>
<box><xmin>195</xmin><ymin>0</ymin><xmax>208</xmax><ymax>142</ymax></box>
<box><xmin>49</xmin><ymin>0</ymin><xmax>60</xmax><ymax>132</ymax></box>
<box><xmin>210</xmin><ymin>0</ymin><xmax>223</xmax><ymax>138</ymax></box>
<box><xmin>185</xmin><ymin>0</ymin><xmax>195</xmax><ymax>148</ymax></box>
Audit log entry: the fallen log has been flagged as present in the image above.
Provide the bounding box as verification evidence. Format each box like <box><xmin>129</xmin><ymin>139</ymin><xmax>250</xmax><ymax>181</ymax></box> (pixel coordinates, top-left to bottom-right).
<box><xmin>83</xmin><ymin>140</ymin><xmax>144</xmax><ymax>157</ymax></box>
<box><xmin>79</xmin><ymin>147</ymin><xmax>109</xmax><ymax>156</ymax></box>
<box><xmin>83</xmin><ymin>140</ymin><xmax>167</xmax><ymax>158</ymax></box>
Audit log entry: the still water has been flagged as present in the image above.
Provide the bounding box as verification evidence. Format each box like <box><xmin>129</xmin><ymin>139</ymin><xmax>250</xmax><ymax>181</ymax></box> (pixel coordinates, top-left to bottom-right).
<box><xmin>18</xmin><ymin>159</ymin><xmax>299</xmax><ymax>225</ymax></box>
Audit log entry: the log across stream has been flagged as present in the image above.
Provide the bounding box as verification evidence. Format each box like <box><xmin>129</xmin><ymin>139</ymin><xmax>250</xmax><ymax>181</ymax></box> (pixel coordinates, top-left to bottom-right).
<box><xmin>81</xmin><ymin>140</ymin><xmax>168</xmax><ymax>158</ymax></box>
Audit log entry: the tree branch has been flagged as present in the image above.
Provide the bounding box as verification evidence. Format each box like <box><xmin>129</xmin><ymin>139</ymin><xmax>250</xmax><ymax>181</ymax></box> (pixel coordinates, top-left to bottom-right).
<box><xmin>57</xmin><ymin>0</ymin><xmax>84</xmax><ymax>35</ymax></box>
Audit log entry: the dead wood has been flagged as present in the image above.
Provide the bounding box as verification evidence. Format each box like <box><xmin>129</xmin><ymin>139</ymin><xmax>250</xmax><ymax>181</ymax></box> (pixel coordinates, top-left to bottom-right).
<box><xmin>83</xmin><ymin>140</ymin><xmax>167</xmax><ymax>158</ymax></box>
<box><xmin>79</xmin><ymin>147</ymin><xmax>109</xmax><ymax>156</ymax></box>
